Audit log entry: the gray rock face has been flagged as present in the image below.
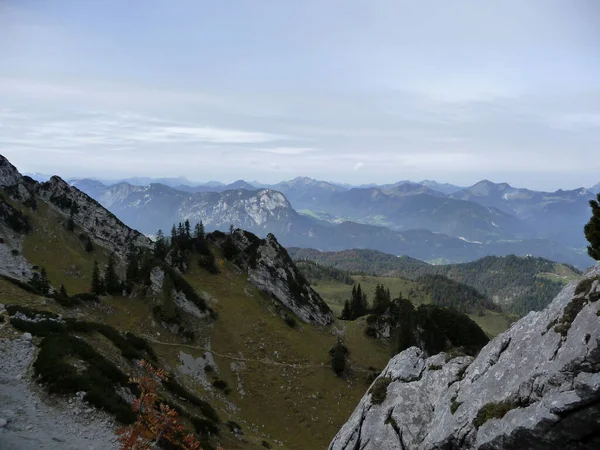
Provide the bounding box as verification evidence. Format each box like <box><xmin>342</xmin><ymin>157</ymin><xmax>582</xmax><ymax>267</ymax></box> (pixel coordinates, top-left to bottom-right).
<box><xmin>330</xmin><ymin>265</ymin><xmax>600</xmax><ymax>450</ymax></box>
<box><xmin>228</xmin><ymin>230</ymin><xmax>334</xmax><ymax>326</ymax></box>
<box><xmin>0</xmin><ymin>155</ymin><xmax>22</xmax><ymax>188</ymax></box>
<box><xmin>37</xmin><ymin>177</ymin><xmax>152</xmax><ymax>256</ymax></box>
<box><xmin>0</xmin><ymin>154</ymin><xmax>152</xmax><ymax>257</ymax></box>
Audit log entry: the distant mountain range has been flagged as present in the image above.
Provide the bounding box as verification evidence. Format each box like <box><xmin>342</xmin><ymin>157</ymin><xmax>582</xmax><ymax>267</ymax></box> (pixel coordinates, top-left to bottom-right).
<box><xmin>70</xmin><ymin>176</ymin><xmax>596</xmax><ymax>270</ymax></box>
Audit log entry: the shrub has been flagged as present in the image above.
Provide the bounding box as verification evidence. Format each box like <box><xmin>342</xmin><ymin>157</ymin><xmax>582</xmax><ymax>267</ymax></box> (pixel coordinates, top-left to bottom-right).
<box><xmin>329</xmin><ymin>341</ymin><xmax>348</xmax><ymax>376</ymax></box>
<box><xmin>473</xmin><ymin>400</ymin><xmax>517</xmax><ymax>427</ymax></box>
<box><xmin>262</xmin><ymin>441</ymin><xmax>272</xmax><ymax>448</ymax></box>
<box><xmin>212</xmin><ymin>379</ymin><xmax>231</xmax><ymax>394</ymax></box>
<box><xmin>225</xmin><ymin>420</ymin><xmax>243</xmax><ymax>435</ymax></box>
<box><xmin>364</xmin><ymin>326</ymin><xmax>377</xmax><ymax>338</ymax></box>
<box><xmin>190</xmin><ymin>416</ymin><xmax>220</xmax><ymax>437</ymax></box>
<box><xmin>33</xmin><ymin>333</ymin><xmax>134</xmax><ymax>424</ymax></box>
<box><xmin>366</xmin><ymin>314</ymin><xmax>378</xmax><ymax>325</ymax></box>
<box><xmin>369</xmin><ymin>377</ymin><xmax>392</xmax><ymax>405</ymax></box>
<box><xmin>428</xmin><ymin>364</ymin><xmax>443</xmax><ymax>371</ymax></box>
<box><xmin>450</xmin><ymin>397</ymin><xmax>462</xmax><ymax>414</ymax></box>
<box><xmin>162</xmin><ymin>378</ymin><xmax>220</xmax><ymax>423</ymax></box>
<box><xmin>554</xmin><ymin>295</ymin><xmax>588</xmax><ymax>336</ymax></box>
<box><xmin>575</xmin><ymin>276</ymin><xmax>600</xmax><ymax>296</ymax></box>
<box><xmin>284</xmin><ymin>314</ymin><xmax>297</xmax><ymax>328</ymax></box>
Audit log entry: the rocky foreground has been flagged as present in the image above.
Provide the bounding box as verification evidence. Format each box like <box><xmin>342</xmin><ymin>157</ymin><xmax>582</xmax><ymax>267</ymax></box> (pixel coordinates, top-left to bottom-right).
<box><xmin>330</xmin><ymin>265</ymin><xmax>600</xmax><ymax>450</ymax></box>
<box><xmin>0</xmin><ymin>321</ymin><xmax>118</xmax><ymax>450</ymax></box>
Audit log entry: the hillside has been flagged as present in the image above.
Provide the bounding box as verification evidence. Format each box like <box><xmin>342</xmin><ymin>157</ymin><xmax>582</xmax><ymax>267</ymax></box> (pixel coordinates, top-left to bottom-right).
<box><xmin>0</xmin><ymin>155</ymin><xmax>388</xmax><ymax>449</ymax></box>
<box><xmin>0</xmin><ymin>154</ymin><xmax>494</xmax><ymax>449</ymax></box>
<box><xmin>289</xmin><ymin>248</ymin><xmax>581</xmax><ymax>315</ymax></box>
<box><xmin>330</xmin><ymin>265</ymin><xmax>600</xmax><ymax>449</ymax></box>
<box><xmin>295</xmin><ymin>263</ymin><xmax>515</xmax><ymax>338</ymax></box>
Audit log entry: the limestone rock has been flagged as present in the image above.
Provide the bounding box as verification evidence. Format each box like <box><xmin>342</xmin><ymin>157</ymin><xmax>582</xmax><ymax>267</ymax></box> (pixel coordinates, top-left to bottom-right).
<box><xmin>220</xmin><ymin>229</ymin><xmax>333</xmax><ymax>325</ymax></box>
<box><xmin>330</xmin><ymin>264</ymin><xmax>600</xmax><ymax>450</ymax></box>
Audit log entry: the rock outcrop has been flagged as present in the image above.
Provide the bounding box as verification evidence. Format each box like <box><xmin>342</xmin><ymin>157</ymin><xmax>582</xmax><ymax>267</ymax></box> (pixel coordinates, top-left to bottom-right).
<box><xmin>216</xmin><ymin>229</ymin><xmax>334</xmax><ymax>325</ymax></box>
<box><xmin>330</xmin><ymin>265</ymin><xmax>600</xmax><ymax>450</ymax></box>
<box><xmin>0</xmin><ymin>154</ymin><xmax>152</xmax><ymax>256</ymax></box>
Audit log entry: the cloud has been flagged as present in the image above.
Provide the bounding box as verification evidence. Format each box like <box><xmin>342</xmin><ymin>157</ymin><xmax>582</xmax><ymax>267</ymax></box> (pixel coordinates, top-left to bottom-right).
<box><xmin>254</xmin><ymin>147</ymin><xmax>315</xmax><ymax>155</ymax></box>
<box><xmin>0</xmin><ymin>110</ymin><xmax>287</xmax><ymax>151</ymax></box>
<box><xmin>353</xmin><ymin>162</ymin><xmax>364</xmax><ymax>171</ymax></box>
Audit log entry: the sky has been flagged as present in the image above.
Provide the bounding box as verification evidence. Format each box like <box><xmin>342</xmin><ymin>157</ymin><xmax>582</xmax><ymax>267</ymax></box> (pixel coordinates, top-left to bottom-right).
<box><xmin>1</xmin><ymin>0</ymin><xmax>599</xmax><ymax>190</ymax></box>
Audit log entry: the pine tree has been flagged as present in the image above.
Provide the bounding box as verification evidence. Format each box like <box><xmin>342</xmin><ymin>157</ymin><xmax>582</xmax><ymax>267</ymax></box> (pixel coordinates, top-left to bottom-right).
<box><xmin>194</xmin><ymin>221</ymin><xmax>205</xmax><ymax>240</ymax></box>
<box><xmin>59</xmin><ymin>284</ymin><xmax>68</xmax><ymax>298</ymax></box>
<box><xmin>125</xmin><ymin>245</ymin><xmax>140</xmax><ymax>288</ymax></box>
<box><xmin>184</xmin><ymin>219</ymin><xmax>191</xmax><ymax>239</ymax></box>
<box><xmin>350</xmin><ymin>284</ymin><xmax>368</xmax><ymax>319</ymax></box>
<box><xmin>170</xmin><ymin>224</ymin><xmax>177</xmax><ymax>244</ymax></box>
<box><xmin>373</xmin><ymin>283</ymin><xmax>391</xmax><ymax>315</ymax></box>
<box><xmin>229</xmin><ymin>224</ymin><xmax>234</xmax><ymax>235</ymax></box>
<box><xmin>66</xmin><ymin>211</ymin><xmax>75</xmax><ymax>231</ymax></box>
<box><xmin>91</xmin><ymin>260</ymin><xmax>104</xmax><ymax>294</ymax></box>
<box><xmin>584</xmin><ymin>193</ymin><xmax>600</xmax><ymax>260</ymax></box>
<box><xmin>104</xmin><ymin>253</ymin><xmax>121</xmax><ymax>295</ymax></box>
<box><xmin>340</xmin><ymin>300</ymin><xmax>352</xmax><ymax>320</ymax></box>
<box><xmin>39</xmin><ymin>268</ymin><xmax>50</xmax><ymax>295</ymax></box>
<box><xmin>85</xmin><ymin>236</ymin><xmax>94</xmax><ymax>253</ymax></box>
<box><xmin>154</xmin><ymin>229</ymin><xmax>167</xmax><ymax>259</ymax></box>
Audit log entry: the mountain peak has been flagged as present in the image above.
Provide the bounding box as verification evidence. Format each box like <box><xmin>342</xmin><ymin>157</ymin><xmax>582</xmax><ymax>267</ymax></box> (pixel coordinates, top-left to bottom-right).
<box><xmin>0</xmin><ymin>154</ymin><xmax>23</xmax><ymax>187</ymax></box>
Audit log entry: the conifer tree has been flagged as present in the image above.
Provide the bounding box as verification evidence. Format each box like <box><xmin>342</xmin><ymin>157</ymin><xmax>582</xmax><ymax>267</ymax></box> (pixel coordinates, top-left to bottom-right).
<box><xmin>59</xmin><ymin>284</ymin><xmax>68</xmax><ymax>298</ymax></box>
<box><xmin>350</xmin><ymin>284</ymin><xmax>368</xmax><ymax>319</ymax></box>
<box><xmin>85</xmin><ymin>235</ymin><xmax>94</xmax><ymax>252</ymax></box>
<box><xmin>154</xmin><ymin>229</ymin><xmax>167</xmax><ymax>259</ymax></box>
<box><xmin>584</xmin><ymin>193</ymin><xmax>600</xmax><ymax>260</ymax></box>
<box><xmin>373</xmin><ymin>283</ymin><xmax>391</xmax><ymax>315</ymax></box>
<box><xmin>126</xmin><ymin>245</ymin><xmax>140</xmax><ymax>288</ymax></box>
<box><xmin>184</xmin><ymin>219</ymin><xmax>191</xmax><ymax>239</ymax></box>
<box><xmin>39</xmin><ymin>268</ymin><xmax>50</xmax><ymax>295</ymax></box>
<box><xmin>104</xmin><ymin>253</ymin><xmax>121</xmax><ymax>295</ymax></box>
<box><xmin>340</xmin><ymin>300</ymin><xmax>352</xmax><ymax>320</ymax></box>
<box><xmin>66</xmin><ymin>211</ymin><xmax>75</xmax><ymax>231</ymax></box>
<box><xmin>91</xmin><ymin>260</ymin><xmax>104</xmax><ymax>294</ymax></box>
<box><xmin>194</xmin><ymin>221</ymin><xmax>205</xmax><ymax>240</ymax></box>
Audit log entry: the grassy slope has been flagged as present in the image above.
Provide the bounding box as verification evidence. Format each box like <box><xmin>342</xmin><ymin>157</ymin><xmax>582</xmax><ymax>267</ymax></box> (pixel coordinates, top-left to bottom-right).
<box><xmin>2</xmin><ymin>198</ymin><xmax>392</xmax><ymax>449</ymax></box>
<box><xmin>311</xmin><ymin>275</ymin><xmax>516</xmax><ymax>337</ymax></box>
<box><xmin>21</xmin><ymin>201</ymin><xmax>111</xmax><ymax>294</ymax></box>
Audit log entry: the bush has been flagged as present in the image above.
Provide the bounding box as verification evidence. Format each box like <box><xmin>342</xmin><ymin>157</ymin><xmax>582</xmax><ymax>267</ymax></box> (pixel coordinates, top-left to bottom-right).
<box><xmin>190</xmin><ymin>416</ymin><xmax>220</xmax><ymax>437</ymax></box>
<box><xmin>284</xmin><ymin>314</ymin><xmax>297</xmax><ymax>328</ymax></box>
<box><xmin>364</xmin><ymin>326</ymin><xmax>377</xmax><ymax>338</ymax></box>
<box><xmin>225</xmin><ymin>420</ymin><xmax>243</xmax><ymax>435</ymax></box>
<box><xmin>212</xmin><ymin>379</ymin><xmax>231</xmax><ymax>394</ymax></box>
<box><xmin>473</xmin><ymin>400</ymin><xmax>517</xmax><ymax>427</ymax></box>
<box><xmin>33</xmin><ymin>333</ymin><xmax>135</xmax><ymax>424</ymax></box>
<box><xmin>329</xmin><ymin>341</ymin><xmax>348</xmax><ymax>376</ymax></box>
<box><xmin>162</xmin><ymin>378</ymin><xmax>220</xmax><ymax>423</ymax></box>
<box><xmin>369</xmin><ymin>377</ymin><xmax>392</xmax><ymax>405</ymax></box>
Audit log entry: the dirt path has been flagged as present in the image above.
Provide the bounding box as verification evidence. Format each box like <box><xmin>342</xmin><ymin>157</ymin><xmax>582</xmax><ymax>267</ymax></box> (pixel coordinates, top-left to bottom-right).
<box><xmin>145</xmin><ymin>335</ymin><xmax>373</xmax><ymax>373</ymax></box>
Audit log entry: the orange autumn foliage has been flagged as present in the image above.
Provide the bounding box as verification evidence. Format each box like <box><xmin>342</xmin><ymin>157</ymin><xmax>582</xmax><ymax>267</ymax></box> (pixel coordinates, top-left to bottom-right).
<box><xmin>118</xmin><ymin>360</ymin><xmax>222</xmax><ymax>450</ymax></box>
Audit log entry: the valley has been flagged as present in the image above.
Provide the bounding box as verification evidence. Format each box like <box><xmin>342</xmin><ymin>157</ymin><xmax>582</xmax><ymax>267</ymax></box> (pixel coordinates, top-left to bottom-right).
<box><xmin>1</xmin><ymin>152</ymin><xmax>599</xmax><ymax>449</ymax></box>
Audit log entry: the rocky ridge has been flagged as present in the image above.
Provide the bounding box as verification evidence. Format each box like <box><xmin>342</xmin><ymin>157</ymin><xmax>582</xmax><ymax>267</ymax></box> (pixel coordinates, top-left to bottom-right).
<box><xmin>218</xmin><ymin>229</ymin><xmax>334</xmax><ymax>326</ymax></box>
<box><xmin>0</xmin><ymin>154</ymin><xmax>152</xmax><ymax>257</ymax></box>
<box><xmin>330</xmin><ymin>264</ymin><xmax>600</xmax><ymax>450</ymax></box>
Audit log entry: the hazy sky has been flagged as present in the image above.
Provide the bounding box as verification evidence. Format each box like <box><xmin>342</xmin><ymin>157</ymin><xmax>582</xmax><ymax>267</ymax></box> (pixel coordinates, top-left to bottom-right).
<box><xmin>1</xmin><ymin>0</ymin><xmax>599</xmax><ymax>190</ymax></box>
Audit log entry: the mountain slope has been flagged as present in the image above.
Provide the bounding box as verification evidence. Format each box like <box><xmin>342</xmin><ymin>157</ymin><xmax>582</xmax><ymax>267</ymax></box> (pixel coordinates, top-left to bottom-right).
<box><xmin>452</xmin><ymin>180</ymin><xmax>595</xmax><ymax>247</ymax></box>
<box><xmin>330</xmin><ymin>265</ymin><xmax>600</xmax><ymax>449</ymax></box>
<box><xmin>0</xmin><ymin>154</ymin><xmax>392</xmax><ymax>449</ymax></box>
<box><xmin>288</xmin><ymin>248</ymin><xmax>582</xmax><ymax>314</ymax></box>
